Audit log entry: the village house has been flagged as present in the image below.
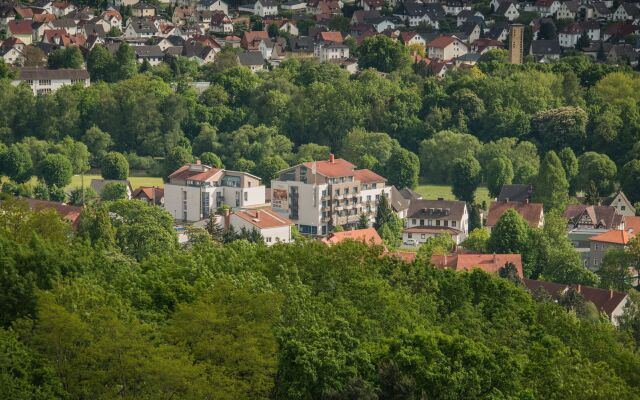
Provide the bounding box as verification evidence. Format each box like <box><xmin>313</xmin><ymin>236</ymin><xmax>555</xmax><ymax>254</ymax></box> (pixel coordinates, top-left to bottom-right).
<box><xmin>602</xmin><ymin>191</ymin><xmax>636</xmax><ymax>217</ymax></box>
<box><xmin>228</xmin><ymin>208</ymin><xmax>294</xmax><ymax>245</ymax></box>
<box><xmin>486</xmin><ymin>200</ymin><xmax>544</xmax><ymax>231</ymax></box>
<box><xmin>7</xmin><ymin>20</ymin><xmax>34</xmax><ymax>45</ymax></box>
<box><xmin>134</xmin><ymin>45</ymin><xmax>164</xmax><ymax>65</ymax></box>
<box><xmin>164</xmin><ymin>161</ymin><xmax>266</xmax><ymax>222</ymax></box>
<box><xmin>556</xmin><ymin>0</ymin><xmax>579</xmax><ymax>20</ymax></box>
<box><xmin>239</xmin><ymin>0</ymin><xmax>279</xmax><ymax>17</ymax></box>
<box><xmin>132</xmin><ymin>186</ymin><xmax>164</xmax><ymax>205</ymax></box>
<box><xmin>495</xmin><ymin>1</ymin><xmax>519</xmax><ymax>21</ymax></box>
<box><xmin>12</xmin><ymin>67</ymin><xmax>90</xmax><ymax>95</ymax></box>
<box><xmin>587</xmin><ymin>229</ymin><xmax>632</xmax><ymax>270</ymax></box>
<box><xmin>613</xmin><ymin>2</ymin><xmax>640</xmax><ymax>21</ymax></box>
<box><xmin>403</xmin><ymin>198</ymin><xmax>469</xmax><ymax>244</ymax></box>
<box><xmin>238</xmin><ymin>50</ymin><xmax>265</xmax><ymax>71</ymax></box>
<box><xmin>530</xmin><ymin>39</ymin><xmax>561</xmax><ymax>61</ymax></box>
<box><xmin>196</xmin><ymin>0</ymin><xmax>228</xmax><ymax>13</ymax></box>
<box><xmin>535</xmin><ymin>0</ymin><xmax>560</xmax><ymax>17</ymax></box>
<box><xmin>132</xmin><ymin>1</ymin><xmax>157</xmax><ymax>17</ymax></box>
<box><xmin>270</xmin><ymin>154</ymin><xmax>390</xmax><ymax>236</ymax></box>
<box><xmin>321</xmin><ymin>227</ymin><xmax>384</xmax><ymax>246</ymax></box>
<box><xmin>431</xmin><ymin>253</ymin><xmax>524</xmax><ymax>277</ymax></box>
<box><xmin>427</xmin><ymin>35</ymin><xmax>468</xmax><ymax>60</ymax></box>
<box><xmin>564</xmin><ymin>204</ymin><xmax>624</xmax><ymax>231</ymax></box>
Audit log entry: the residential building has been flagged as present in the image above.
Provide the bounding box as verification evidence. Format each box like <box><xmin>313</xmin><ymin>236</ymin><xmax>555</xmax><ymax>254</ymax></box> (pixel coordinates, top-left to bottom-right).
<box><xmin>523</xmin><ymin>279</ymin><xmax>628</xmax><ymax>325</ymax></box>
<box><xmin>613</xmin><ymin>2</ymin><xmax>639</xmax><ymax>21</ymax></box>
<box><xmin>588</xmin><ymin>229</ymin><xmax>631</xmax><ymax>270</ymax></box>
<box><xmin>497</xmin><ymin>184</ymin><xmax>533</xmax><ymax>202</ymax></box>
<box><xmin>400</xmin><ymin>31</ymin><xmax>426</xmax><ymax>47</ymax></box>
<box><xmin>281</xmin><ymin>0</ymin><xmax>307</xmax><ymax>12</ymax></box>
<box><xmin>241</xmin><ymin>30</ymin><xmax>269</xmax><ymax>50</ymax></box>
<box><xmin>530</xmin><ymin>39</ymin><xmax>561</xmax><ymax>61</ymax></box>
<box><xmin>270</xmin><ymin>154</ymin><xmax>390</xmax><ymax>236</ymax></box>
<box><xmin>132</xmin><ymin>186</ymin><xmax>164</xmax><ymax>205</ymax></box>
<box><xmin>237</xmin><ymin>50</ymin><xmax>265</xmax><ymax>71</ymax></box>
<box><xmin>431</xmin><ymin>253</ymin><xmax>524</xmax><ymax>277</ymax></box>
<box><xmin>134</xmin><ymin>45</ymin><xmax>164</xmax><ymax>65</ymax></box>
<box><xmin>229</xmin><ymin>208</ymin><xmax>293</xmax><ymax>245</ymax></box>
<box><xmin>427</xmin><ymin>35</ymin><xmax>468</xmax><ymax>60</ymax></box>
<box><xmin>556</xmin><ymin>0</ymin><xmax>579</xmax><ymax>20</ymax></box>
<box><xmin>20</xmin><ymin>198</ymin><xmax>82</xmax><ymax>227</ymax></box>
<box><xmin>321</xmin><ymin>227</ymin><xmax>384</xmax><ymax>246</ymax></box>
<box><xmin>564</xmin><ymin>204</ymin><xmax>624</xmax><ymax>231</ymax></box>
<box><xmin>317</xmin><ymin>41</ymin><xmax>349</xmax><ymax>61</ymax></box>
<box><xmin>403</xmin><ymin>198</ymin><xmax>469</xmax><ymax>244</ymax></box>
<box><xmin>239</xmin><ymin>0</ymin><xmax>278</xmax><ymax>16</ymax></box>
<box><xmin>12</xmin><ymin>68</ymin><xmax>90</xmax><ymax>95</ymax></box>
<box><xmin>196</xmin><ymin>0</ymin><xmax>228</xmax><ymax>13</ymax></box>
<box><xmin>495</xmin><ymin>1</ymin><xmax>519</xmax><ymax>21</ymax></box>
<box><xmin>486</xmin><ymin>200</ymin><xmax>544</xmax><ymax>231</ymax></box>
<box><xmin>509</xmin><ymin>23</ymin><xmax>524</xmax><ymax>64</ymax></box>
<box><xmin>164</xmin><ymin>161</ymin><xmax>266</xmax><ymax>222</ymax></box>
<box><xmin>535</xmin><ymin>0</ymin><xmax>560</xmax><ymax>17</ymax></box>
<box><xmin>132</xmin><ymin>1</ymin><xmax>157</xmax><ymax>17</ymax></box>
<box><xmin>602</xmin><ymin>190</ymin><xmax>635</xmax><ymax>217</ymax></box>
<box><xmin>7</xmin><ymin>20</ymin><xmax>34</xmax><ymax>45</ymax></box>
<box><xmin>90</xmin><ymin>179</ymin><xmax>134</xmax><ymax>199</ymax></box>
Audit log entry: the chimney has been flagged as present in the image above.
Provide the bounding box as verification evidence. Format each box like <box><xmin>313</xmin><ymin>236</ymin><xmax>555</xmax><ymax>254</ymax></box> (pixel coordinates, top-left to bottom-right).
<box><xmin>525</xmin><ymin>198</ymin><xmax>529</xmax><ymax>204</ymax></box>
<box><xmin>196</xmin><ymin>159</ymin><xmax>201</xmax><ymax>165</ymax></box>
<box><xmin>329</xmin><ymin>153</ymin><xmax>335</xmax><ymax>163</ymax></box>
<box><xmin>255</xmin><ymin>210</ymin><xmax>261</xmax><ymax>219</ymax></box>
<box><xmin>223</xmin><ymin>208</ymin><xmax>231</xmax><ymax>229</ymax></box>
<box><xmin>610</xmin><ymin>288</ymin><xmax>614</xmax><ymax>299</ymax></box>
<box><xmin>493</xmin><ymin>253</ymin><xmax>497</xmax><ymax>262</ymax></box>
<box><xmin>577</xmin><ymin>284</ymin><xmax>581</xmax><ymax>293</ymax></box>
<box><xmin>505</xmin><ymin>197</ymin><xmax>509</xmax><ymax>202</ymax></box>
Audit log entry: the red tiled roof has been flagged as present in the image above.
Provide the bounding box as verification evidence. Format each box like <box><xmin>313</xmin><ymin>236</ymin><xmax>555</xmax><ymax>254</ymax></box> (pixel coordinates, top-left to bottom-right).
<box><xmin>169</xmin><ymin>164</ymin><xmax>223</xmax><ymax>182</ymax></box>
<box><xmin>432</xmin><ymin>253</ymin><xmax>524</xmax><ymax>277</ymax></box>
<box><xmin>232</xmin><ymin>208</ymin><xmax>292</xmax><ymax>229</ymax></box>
<box><xmin>8</xmin><ymin>20</ymin><xmax>33</xmax><ymax>35</ymax></box>
<box><xmin>487</xmin><ymin>201</ymin><xmax>544</xmax><ymax>228</ymax></box>
<box><xmin>389</xmin><ymin>251</ymin><xmax>417</xmax><ymax>262</ymax></box>
<box><xmin>132</xmin><ymin>186</ymin><xmax>164</xmax><ymax>202</ymax></box>
<box><xmin>22</xmin><ymin>198</ymin><xmax>82</xmax><ymax>227</ymax></box>
<box><xmin>353</xmin><ymin>168</ymin><xmax>386</xmax><ymax>184</ymax></box>
<box><xmin>319</xmin><ymin>31</ymin><xmax>343</xmax><ymax>43</ymax></box>
<box><xmin>321</xmin><ymin>227</ymin><xmax>383</xmax><ymax>246</ymax></box>
<box><xmin>302</xmin><ymin>158</ymin><xmax>356</xmax><ymax>178</ymax></box>
<box><xmin>400</xmin><ymin>31</ymin><xmax>419</xmax><ymax>43</ymax></box>
<box><xmin>624</xmin><ymin>215</ymin><xmax>640</xmax><ymax>235</ymax></box>
<box><xmin>428</xmin><ymin>35</ymin><xmax>455</xmax><ymax>48</ymax></box>
<box><xmin>590</xmin><ymin>229</ymin><xmax>631</xmax><ymax>245</ymax></box>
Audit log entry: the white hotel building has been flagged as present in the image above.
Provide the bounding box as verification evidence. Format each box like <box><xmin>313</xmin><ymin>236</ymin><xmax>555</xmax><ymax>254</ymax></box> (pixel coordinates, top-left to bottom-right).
<box><xmin>270</xmin><ymin>154</ymin><xmax>390</xmax><ymax>236</ymax></box>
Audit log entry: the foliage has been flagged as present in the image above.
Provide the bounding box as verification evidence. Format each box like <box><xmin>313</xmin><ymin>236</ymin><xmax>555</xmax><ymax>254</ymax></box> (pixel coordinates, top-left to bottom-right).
<box><xmin>451</xmin><ymin>155</ymin><xmax>481</xmax><ymax>203</ymax></box>
<box><xmin>37</xmin><ymin>153</ymin><xmax>73</xmax><ymax>187</ymax></box>
<box><xmin>486</xmin><ymin>156</ymin><xmax>513</xmax><ymax>198</ymax></box>
<box><xmin>357</xmin><ymin>35</ymin><xmax>410</xmax><ymax>73</ymax></box>
<box><xmin>100</xmin><ymin>151</ymin><xmax>129</xmax><ymax>180</ymax></box>
<box><xmin>463</xmin><ymin>228</ymin><xmax>490</xmax><ymax>253</ymax></box>
<box><xmin>534</xmin><ymin>151</ymin><xmax>569</xmax><ymax>211</ymax></box>
<box><xmin>100</xmin><ymin>182</ymin><xmax>128</xmax><ymax>201</ymax></box>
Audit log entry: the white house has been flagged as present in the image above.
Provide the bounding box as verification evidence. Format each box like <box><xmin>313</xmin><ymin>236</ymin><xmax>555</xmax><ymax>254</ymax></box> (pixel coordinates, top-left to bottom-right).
<box><xmin>164</xmin><ymin>162</ymin><xmax>266</xmax><ymax>222</ymax></box>
<box><xmin>12</xmin><ymin>68</ymin><xmax>90</xmax><ymax>95</ymax></box>
<box><xmin>403</xmin><ymin>198</ymin><xmax>469</xmax><ymax>245</ymax></box>
<box><xmin>556</xmin><ymin>0</ymin><xmax>579</xmax><ymax>20</ymax></box>
<box><xmin>196</xmin><ymin>0</ymin><xmax>229</xmax><ymax>13</ymax></box>
<box><xmin>317</xmin><ymin>41</ymin><xmax>349</xmax><ymax>61</ymax></box>
<box><xmin>239</xmin><ymin>0</ymin><xmax>279</xmax><ymax>16</ymax></box>
<box><xmin>613</xmin><ymin>2</ymin><xmax>639</xmax><ymax>21</ymax></box>
<box><xmin>229</xmin><ymin>208</ymin><xmax>293</xmax><ymax>245</ymax></box>
<box><xmin>495</xmin><ymin>1</ymin><xmax>519</xmax><ymax>21</ymax></box>
<box><xmin>427</xmin><ymin>35</ymin><xmax>468</xmax><ymax>60</ymax></box>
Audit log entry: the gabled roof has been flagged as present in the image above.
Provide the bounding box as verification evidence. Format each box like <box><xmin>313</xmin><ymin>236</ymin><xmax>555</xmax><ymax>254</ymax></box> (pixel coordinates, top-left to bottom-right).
<box><xmin>406</xmin><ymin>198</ymin><xmax>467</xmax><ymax>221</ymax></box>
<box><xmin>497</xmin><ymin>184</ymin><xmax>533</xmax><ymax>203</ymax></box>
<box><xmin>321</xmin><ymin>227</ymin><xmax>383</xmax><ymax>245</ymax></box>
<box><xmin>302</xmin><ymin>158</ymin><xmax>356</xmax><ymax>178</ymax></box>
<box><xmin>169</xmin><ymin>163</ymin><xmax>223</xmax><ymax>181</ymax></box>
<box><xmin>21</xmin><ymin>198</ymin><xmax>82</xmax><ymax>226</ymax></box>
<box><xmin>487</xmin><ymin>201</ymin><xmax>544</xmax><ymax>228</ymax></box>
<box><xmin>353</xmin><ymin>168</ymin><xmax>386</xmax><ymax>184</ymax></box>
<box><xmin>428</xmin><ymin>35</ymin><xmax>456</xmax><ymax>48</ymax></box>
<box><xmin>564</xmin><ymin>205</ymin><xmax>622</xmax><ymax>230</ymax></box>
<box><xmin>8</xmin><ymin>20</ymin><xmax>33</xmax><ymax>35</ymax></box>
<box><xmin>132</xmin><ymin>186</ymin><xmax>164</xmax><ymax>202</ymax></box>
<box><xmin>390</xmin><ymin>186</ymin><xmax>410</xmax><ymax>212</ymax></box>
<box><xmin>523</xmin><ymin>279</ymin><xmax>627</xmax><ymax>317</ymax></box>
<box><xmin>624</xmin><ymin>215</ymin><xmax>640</xmax><ymax>235</ymax></box>
<box><xmin>495</xmin><ymin>1</ymin><xmax>515</xmax><ymax>15</ymax></box>
<box><xmin>560</xmin><ymin>0</ymin><xmax>580</xmax><ymax>12</ymax></box>
<box><xmin>531</xmin><ymin>39</ymin><xmax>560</xmax><ymax>55</ymax></box>
<box><xmin>134</xmin><ymin>45</ymin><xmax>164</xmax><ymax>58</ymax></box>
<box><xmin>620</xmin><ymin>2</ymin><xmax>640</xmax><ymax>17</ymax></box>
<box><xmin>432</xmin><ymin>253</ymin><xmax>524</xmax><ymax>277</ymax></box>
<box><xmin>233</xmin><ymin>208</ymin><xmax>293</xmax><ymax>229</ymax></box>
<box><xmin>590</xmin><ymin>229</ymin><xmax>631</xmax><ymax>245</ymax></box>
<box><xmin>318</xmin><ymin>30</ymin><xmax>343</xmax><ymax>42</ymax></box>
<box><xmin>16</xmin><ymin>67</ymin><xmax>89</xmax><ymax>80</ymax></box>
<box><xmin>238</xmin><ymin>50</ymin><xmax>264</xmax><ymax>66</ymax></box>
<box><xmin>90</xmin><ymin>179</ymin><xmax>133</xmax><ymax>195</ymax></box>
<box><xmin>535</xmin><ymin>0</ymin><xmax>557</xmax><ymax>7</ymax></box>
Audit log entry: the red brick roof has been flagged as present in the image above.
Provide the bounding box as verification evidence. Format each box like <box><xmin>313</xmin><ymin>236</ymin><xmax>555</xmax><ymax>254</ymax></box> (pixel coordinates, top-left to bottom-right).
<box><xmin>389</xmin><ymin>251</ymin><xmax>417</xmax><ymax>262</ymax></box>
<box><xmin>432</xmin><ymin>253</ymin><xmax>524</xmax><ymax>277</ymax></box>
<box><xmin>233</xmin><ymin>208</ymin><xmax>292</xmax><ymax>229</ymax></box>
<box><xmin>353</xmin><ymin>168</ymin><xmax>386</xmax><ymax>184</ymax></box>
<box><xmin>8</xmin><ymin>20</ymin><xmax>33</xmax><ymax>35</ymax></box>
<box><xmin>132</xmin><ymin>186</ymin><xmax>164</xmax><ymax>203</ymax></box>
<box><xmin>624</xmin><ymin>215</ymin><xmax>640</xmax><ymax>235</ymax></box>
<box><xmin>302</xmin><ymin>158</ymin><xmax>356</xmax><ymax>178</ymax></box>
<box><xmin>321</xmin><ymin>227</ymin><xmax>384</xmax><ymax>246</ymax></box>
<box><xmin>319</xmin><ymin>31</ymin><xmax>343</xmax><ymax>43</ymax></box>
<box><xmin>169</xmin><ymin>164</ymin><xmax>223</xmax><ymax>182</ymax></box>
<box><xmin>487</xmin><ymin>201</ymin><xmax>544</xmax><ymax>228</ymax></box>
<box><xmin>428</xmin><ymin>35</ymin><xmax>455</xmax><ymax>48</ymax></box>
<box><xmin>22</xmin><ymin>198</ymin><xmax>82</xmax><ymax>227</ymax></box>
<box><xmin>590</xmin><ymin>229</ymin><xmax>631</xmax><ymax>245</ymax></box>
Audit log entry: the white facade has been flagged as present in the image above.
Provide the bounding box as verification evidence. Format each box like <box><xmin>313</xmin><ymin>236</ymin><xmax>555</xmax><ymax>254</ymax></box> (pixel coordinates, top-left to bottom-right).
<box><xmin>229</xmin><ymin>211</ymin><xmax>293</xmax><ymax>245</ymax></box>
<box><xmin>12</xmin><ymin>69</ymin><xmax>90</xmax><ymax>95</ymax></box>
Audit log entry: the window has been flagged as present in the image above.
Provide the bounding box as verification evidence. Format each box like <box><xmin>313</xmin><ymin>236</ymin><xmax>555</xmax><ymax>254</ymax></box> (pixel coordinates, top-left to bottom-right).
<box><xmin>420</xmin><ymin>219</ymin><xmax>424</xmax><ymax>226</ymax></box>
<box><xmin>375</xmin><ymin>195</ymin><xmax>380</xmax><ymax>201</ymax></box>
<box><xmin>353</xmin><ymin>187</ymin><xmax>358</xmax><ymax>193</ymax></box>
<box><xmin>421</xmin><ymin>234</ymin><xmax>426</xmax><ymax>239</ymax></box>
<box><xmin>201</xmin><ymin>192</ymin><xmax>210</xmax><ymax>216</ymax></box>
<box><xmin>622</xmin><ymin>205</ymin><xmax>626</xmax><ymax>210</ymax></box>
<box><xmin>372</xmin><ymin>183</ymin><xmax>377</xmax><ymax>189</ymax></box>
<box><xmin>444</xmin><ymin>220</ymin><xmax>449</xmax><ymax>227</ymax></box>
<box><xmin>39</xmin><ymin>80</ymin><xmax>51</xmax><ymax>85</ymax></box>
<box><xmin>436</xmin><ymin>220</ymin><xmax>441</xmax><ymax>226</ymax></box>
<box><xmin>452</xmin><ymin>221</ymin><xmax>456</xmax><ymax>227</ymax></box>
<box><xmin>244</xmin><ymin>192</ymin><xmax>248</xmax><ymax>201</ymax></box>
<box><xmin>367</xmin><ymin>195</ymin><xmax>372</xmax><ymax>202</ymax></box>
<box><xmin>344</xmin><ymin>188</ymin><xmax>349</xmax><ymax>194</ymax></box>
<box><xmin>335</xmin><ymin>189</ymin><xmax>340</xmax><ymax>196</ymax></box>
<box><xmin>322</xmin><ymin>190</ymin><xmax>327</xmax><ymax>196</ymax></box>
<box><xmin>408</xmin><ymin>233</ymin><xmax>412</xmax><ymax>238</ymax></box>
<box><xmin>412</xmin><ymin>218</ymin><xmax>416</xmax><ymax>225</ymax></box>
<box><xmin>428</xmin><ymin>219</ymin><xmax>433</xmax><ymax>226</ymax></box>
<box><xmin>593</xmin><ymin>258</ymin><xmax>599</xmax><ymax>266</ymax></box>
<box><xmin>266</xmin><ymin>237</ymin><xmax>272</xmax><ymax>243</ymax></box>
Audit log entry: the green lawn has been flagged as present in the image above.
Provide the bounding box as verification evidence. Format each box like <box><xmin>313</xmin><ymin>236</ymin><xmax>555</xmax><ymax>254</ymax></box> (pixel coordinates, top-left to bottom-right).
<box><xmin>413</xmin><ymin>184</ymin><xmax>491</xmax><ymax>207</ymax></box>
<box><xmin>67</xmin><ymin>174</ymin><xmax>164</xmax><ymax>190</ymax></box>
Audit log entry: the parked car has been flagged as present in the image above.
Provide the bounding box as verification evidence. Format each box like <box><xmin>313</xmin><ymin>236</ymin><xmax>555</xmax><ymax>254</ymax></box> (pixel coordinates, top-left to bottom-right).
<box><xmin>403</xmin><ymin>238</ymin><xmax>417</xmax><ymax>246</ymax></box>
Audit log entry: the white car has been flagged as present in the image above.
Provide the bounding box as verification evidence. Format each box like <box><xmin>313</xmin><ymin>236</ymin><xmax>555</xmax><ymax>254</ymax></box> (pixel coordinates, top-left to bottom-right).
<box><xmin>403</xmin><ymin>239</ymin><xmax>418</xmax><ymax>246</ymax></box>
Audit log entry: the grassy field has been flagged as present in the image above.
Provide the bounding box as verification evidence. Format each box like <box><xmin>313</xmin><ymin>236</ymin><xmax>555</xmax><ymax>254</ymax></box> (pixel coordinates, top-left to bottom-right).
<box><xmin>413</xmin><ymin>184</ymin><xmax>491</xmax><ymax>206</ymax></box>
<box><xmin>67</xmin><ymin>174</ymin><xmax>164</xmax><ymax>190</ymax></box>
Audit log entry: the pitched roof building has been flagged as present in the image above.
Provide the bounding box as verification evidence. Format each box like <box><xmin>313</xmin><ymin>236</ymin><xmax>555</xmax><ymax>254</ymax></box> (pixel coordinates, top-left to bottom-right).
<box><xmin>431</xmin><ymin>253</ymin><xmax>524</xmax><ymax>277</ymax></box>
<box><xmin>321</xmin><ymin>227</ymin><xmax>384</xmax><ymax>246</ymax></box>
<box><xmin>486</xmin><ymin>200</ymin><xmax>544</xmax><ymax>230</ymax></box>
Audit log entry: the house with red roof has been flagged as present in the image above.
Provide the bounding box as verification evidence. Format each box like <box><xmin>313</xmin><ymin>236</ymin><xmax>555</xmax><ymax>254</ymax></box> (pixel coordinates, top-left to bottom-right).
<box><xmin>132</xmin><ymin>186</ymin><xmax>164</xmax><ymax>206</ymax></box>
<box><xmin>164</xmin><ymin>161</ymin><xmax>266</xmax><ymax>222</ymax></box>
<box><xmin>524</xmin><ymin>279</ymin><xmax>628</xmax><ymax>326</ymax></box>
<box><xmin>7</xmin><ymin>20</ymin><xmax>34</xmax><ymax>44</ymax></box>
<box><xmin>321</xmin><ymin>227</ymin><xmax>384</xmax><ymax>246</ymax></box>
<box><xmin>486</xmin><ymin>200</ymin><xmax>544</xmax><ymax>231</ymax></box>
<box><xmin>270</xmin><ymin>154</ymin><xmax>390</xmax><ymax>236</ymax></box>
<box><xmin>403</xmin><ymin>198</ymin><xmax>469</xmax><ymax>244</ymax></box>
<box><xmin>427</xmin><ymin>35</ymin><xmax>467</xmax><ymax>60</ymax></box>
<box><xmin>431</xmin><ymin>253</ymin><xmax>524</xmax><ymax>277</ymax></box>
<box><xmin>241</xmin><ymin>30</ymin><xmax>269</xmax><ymax>50</ymax></box>
<box><xmin>21</xmin><ymin>198</ymin><xmax>82</xmax><ymax>227</ymax></box>
<box><xmin>587</xmin><ymin>229</ymin><xmax>633</xmax><ymax>270</ymax></box>
<box><xmin>229</xmin><ymin>208</ymin><xmax>293</xmax><ymax>245</ymax></box>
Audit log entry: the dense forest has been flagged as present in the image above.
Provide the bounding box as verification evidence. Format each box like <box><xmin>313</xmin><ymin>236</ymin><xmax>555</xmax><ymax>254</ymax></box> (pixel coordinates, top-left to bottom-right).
<box><xmin>1</xmin><ymin>198</ymin><xmax>640</xmax><ymax>399</ymax></box>
<box><xmin>3</xmin><ymin>49</ymin><xmax>640</xmax><ymax>204</ymax></box>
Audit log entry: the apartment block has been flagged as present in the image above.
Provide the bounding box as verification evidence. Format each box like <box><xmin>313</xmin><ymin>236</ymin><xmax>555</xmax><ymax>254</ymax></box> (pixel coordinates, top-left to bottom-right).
<box><xmin>270</xmin><ymin>154</ymin><xmax>390</xmax><ymax>236</ymax></box>
<box><xmin>164</xmin><ymin>161</ymin><xmax>266</xmax><ymax>222</ymax></box>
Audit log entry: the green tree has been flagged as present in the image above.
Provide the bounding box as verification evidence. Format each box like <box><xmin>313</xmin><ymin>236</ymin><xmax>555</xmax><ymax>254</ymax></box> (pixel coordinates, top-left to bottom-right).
<box><xmin>357</xmin><ymin>213</ymin><xmax>369</xmax><ymax>229</ymax></box>
<box><xmin>558</xmin><ymin>147</ymin><xmax>579</xmax><ymax>195</ymax></box>
<box><xmin>114</xmin><ymin>42</ymin><xmax>137</xmax><ymax>81</ymax></box>
<box><xmin>77</xmin><ymin>205</ymin><xmax>116</xmax><ymax>248</ymax></box>
<box><xmin>374</xmin><ymin>193</ymin><xmax>394</xmax><ymax>230</ymax></box>
<box><xmin>598</xmin><ymin>249</ymin><xmax>635</xmax><ymax>292</ymax></box>
<box><xmin>204</xmin><ymin>211</ymin><xmax>225</xmax><ymax>242</ymax></box>
<box><xmin>37</xmin><ymin>153</ymin><xmax>73</xmax><ymax>187</ymax></box>
<box><xmin>164</xmin><ymin>146</ymin><xmax>193</xmax><ymax>178</ymax></box>
<box><xmin>486</xmin><ymin>157</ymin><xmax>514</xmax><ymax>198</ymax></box>
<box><xmin>463</xmin><ymin>228</ymin><xmax>490</xmax><ymax>252</ymax></box>
<box><xmin>385</xmin><ymin>147</ymin><xmax>419</xmax><ymax>189</ymax></box>
<box><xmin>488</xmin><ymin>209</ymin><xmax>530</xmax><ymax>254</ymax></box>
<box><xmin>87</xmin><ymin>44</ymin><xmax>115</xmax><ymax>82</ymax></box>
<box><xmin>534</xmin><ymin>151</ymin><xmax>569</xmax><ymax>211</ymax></box>
<box><xmin>357</xmin><ymin>35</ymin><xmax>410</xmax><ymax>73</ymax></box>
<box><xmin>530</xmin><ymin>106</ymin><xmax>588</xmax><ymax>152</ymax></box>
<box><xmin>100</xmin><ymin>182</ymin><xmax>128</xmax><ymax>201</ymax></box>
<box><xmin>200</xmin><ymin>152</ymin><xmax>223</xmax><ymax>168</ymax></box>
<box><xmin>255</xmin><ymin>155</ymin><xmax>288</xmax><ymax>183</ymax></box>
<box><xmin>576</xmin><ymin>151</ymin><xmax>617</xmax><ymax>197</ymax></box>
<box><xmin>1</xmin><ymin>144</ymin><xmax>33</xmax><ymax>183</ymax></box>
<box><xmin>100</xmin><ymin>151</ymin><xmax>129</xmax><ymax>180</ymax></box>
<box><xmin>82</xmin><ymin>126</ymin><xmax>113</xmax><ymax>166</ymax></box>
<box><xmin>620</xmin><ymin>160</ymin><xmax>640</xmax><ymax>203</ymax></box>
<box><xmin>47</xmin><ymin>46</ymin><xmax>84</xmax><ymax>69</ymax></box>
<box><xmin>419</xmin><ymin>130</ymin><xmax>482</xmax><ymax>183</ymax></box>
<box><xmin>451</xmin><ymin>155</ymin><xmax>481</xmax><ymax>203</ymax></box>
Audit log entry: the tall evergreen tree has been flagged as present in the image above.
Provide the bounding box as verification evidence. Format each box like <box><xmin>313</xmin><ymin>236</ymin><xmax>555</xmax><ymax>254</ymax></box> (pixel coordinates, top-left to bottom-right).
<box><xmin>374</xmin><ymin>194</ymin><xmax>393</xmax><ymax>230</ymax></box>
<box><xmin>205</xmin><ymin>212</ymin><xmax>225</xmax><ymax>243</ymax></box>
<box><xmin>451</xmin><ymin>156</ymin><xmax>481</xmax><ymax>203</ymax></box>
<box><xmin>534</xmin><ymin>151</ymin><xmax>568</xmax><ymax>211</ymax></box>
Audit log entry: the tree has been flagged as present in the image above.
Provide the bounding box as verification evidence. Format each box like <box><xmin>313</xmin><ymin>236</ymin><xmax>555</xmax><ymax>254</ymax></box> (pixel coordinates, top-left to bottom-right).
<box><xmin>357</xmin><ymin>35</ymin><xmax>410</xmax><ymax>73</ymax></box>
<box><xmin>47</xmin><ymin>46</ymin><xmax>84</xmax><ymax>69</ymax></box>
<box><xmin>164</xmin><ymin>146</ymin><xmax>193</xmax><ymax>178</ymax></box>
<box><xmin>539</xmin><ymin>20</ymin><xmax>557</xmax><ymax>39</ymax></box>
<box><xmin>416</xmin><ymin>234</ymin><xmax>455</xmax><ymax>264</ymax></box>
<box><xmin>114</xmin><ymin>42</ymin><xmax>137</xmax><ymax>81</ymax></box>
<box><xmin>204</xmin><ymin>211</ymin><xmax>225</xmax><ymax>242</ymax></box>
<box><xmin>385</xmin><ymin>147</ymin><xmax>420</xmax><ymax>189</ymax></box>
<box><xmin>82</xmin><ymin>126</ymin><xmax>113</xmax><ymax>165</ymax></box>
<box><xmin>255</xmin><ymin>155</ymin><xmax>289</xmax><ymax>183</ymax></box>
<box><xmin>451</xmin><ymin>155</ymin><xmax>481</xmax><ymax>203</ymax></box>
<box><xmin>374</xmin><ymin>194</ymin><xmax>394</xmax><ymax>230</ymax></box>
<box><xmin>419</xmin><ymin>130</ymin><xmax>482</xmax><ymax>183</ymax></box>
<box><xmin>1</xmin><ymin>144</ymin><xmax>33</xmax><ymax>183</ymax></box>
<box><xmin>575</xmin><ymin>31</ymin><xmax>590</xmax><ymax>50</ymax></box>
<box><xmin>620</xmin><ymin>160</ymin><xmax>640</xmax><ymax>203</ymax></box>
<box><xmin>22</xmin><ymin>46</ymin><xmax>46</xmax><ymax>67</ymax></box>
<box><xmin>558</xmin><ymin>147</ymin><xmax>578</xmax><ymax>195</ymax></box>
<box><xmin>77</xmin><ymin>206</ymin><xmax>116</xmax><ymax>248</ymax></box>
<box><xmin>488</xmin><ymin>209</ymin><xmax>530</xmax><ymax>254</ymax></box>
<box><xmin>530</xmin><ymin>107</ymin><xmax>588</xmax><ymax>152</ymax></box>
<box><xmin>576</xmin><ymin>152</ymin><xmax>617</xmax><ymax>197</ymax></box>
<box><xmin>534</xmin><ymin>151</ymin><xmax>568</xmax><ymax>211</ymax></box>
<box><xmin>37</xmin><ymin>153</ymin><xmax>73</xmax><ymax>187</ymax></box>
<box><xmin>100</xmin><ymin>182</ymin><xmax>128</xmax><ymax>201</ymax></box>
<box><xmin>200</xmin><ymin>152</ymin><xmax>223</xmax><ymax>168</ymax></box>
<box><xmin>486</xmin><ymin>157</ymin><xmax>514</xmax><ymax>198</ymax></box>
<box><xmin>68</xmin><ymin>186</ymin><xmax>97</xmax><ymax>206</ymax></box>
<box><xmin>87</xmin><ymin>45</ymin><xmax>115</xmax><ymax>82</ymax></box>
<box><xmin>296</xmin><ymin>143</ymin><xmax>330</xmax><ymax>163</ymax></box>
<box><xmin>268</xmin><ymin>22</ymin><xmax>280</xmax><ymax>37</ymax></box>
<box><xmin>499</xmin><ymin>261</ymin><xmax>522</xmax><ymax>285</ymax></box>
<box><xmin>597</xmin><ymin>42</ymin><xmax>606</xmax><ymax>62</ymax></box>
<box><xmin>598</xmin><ymin>249</ymin><xmax>635</xmax><ymax>292</ymax></box>
<box><xmin>463</xmin><ymin>228</ymin><xmax>489</xmax><ymax>252</ymax></box>
<box><xmin>357</xmin><ymin>213</ymin><xmax>369</xmax><ymax>229</ymax></box>
<box><xmin>100</xmin><ymin>151</ymin><xmax>129</xmax><ymax>180</ymax></box>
